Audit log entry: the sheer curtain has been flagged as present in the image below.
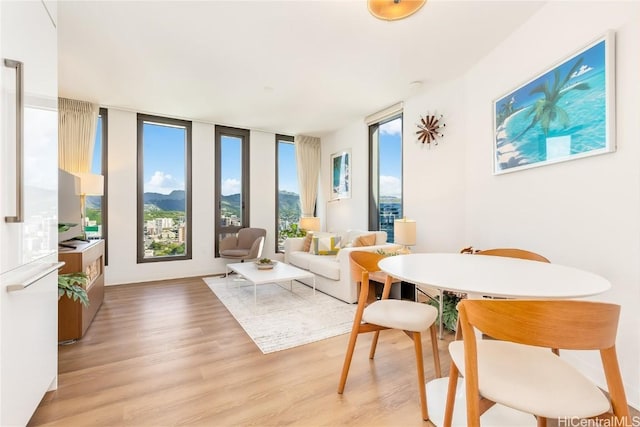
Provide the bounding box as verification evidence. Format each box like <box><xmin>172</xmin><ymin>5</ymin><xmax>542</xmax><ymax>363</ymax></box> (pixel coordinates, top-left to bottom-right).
<box><xmin>294</xmin><ymin>135</ymin><xmax>321</xmax><ymax>218</ymax></box>
<box><xmin>58</xmin><ymin>98</ymin><xmax>99</xmax><ymax>173</ymax></box>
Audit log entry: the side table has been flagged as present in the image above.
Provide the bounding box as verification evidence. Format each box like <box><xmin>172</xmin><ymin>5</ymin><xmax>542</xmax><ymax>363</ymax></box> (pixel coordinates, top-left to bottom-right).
<box><xmin>58</xmin><ymin>240</ymin><xmax>105</xmax><ymax>342</ymax></box>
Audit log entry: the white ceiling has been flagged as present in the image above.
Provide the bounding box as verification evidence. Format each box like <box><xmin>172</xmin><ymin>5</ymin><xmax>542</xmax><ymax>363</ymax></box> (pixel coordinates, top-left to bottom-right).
<box><xmin>58</xmin><ymin>0</ymin><xmax>545</xmax><ymax>136</ymax></box>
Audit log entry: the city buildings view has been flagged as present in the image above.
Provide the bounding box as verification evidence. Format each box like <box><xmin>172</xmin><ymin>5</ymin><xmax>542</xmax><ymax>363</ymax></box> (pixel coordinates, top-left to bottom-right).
<box><xmin>85</xmin><ymin>117</ymin><xmax>403</xmax><ymax>257</ymax></box>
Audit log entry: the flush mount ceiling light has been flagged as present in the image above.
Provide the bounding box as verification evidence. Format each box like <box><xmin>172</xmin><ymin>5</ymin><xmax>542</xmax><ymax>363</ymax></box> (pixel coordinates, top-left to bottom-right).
<box><xmin>368</xmin><ymin>0</ymin><xmax>426</xmax><ymax>21</ymax></box>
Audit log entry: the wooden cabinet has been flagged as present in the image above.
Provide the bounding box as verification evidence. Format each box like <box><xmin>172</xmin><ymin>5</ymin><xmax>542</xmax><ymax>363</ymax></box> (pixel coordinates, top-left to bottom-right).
<box><xmin>58</xmin><ymin>240</ymin><xmax>105</xmax><ymax>342</ymax></box>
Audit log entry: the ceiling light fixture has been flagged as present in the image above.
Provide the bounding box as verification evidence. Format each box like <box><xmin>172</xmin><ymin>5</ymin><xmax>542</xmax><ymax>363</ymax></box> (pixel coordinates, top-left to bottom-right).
<box><xmin>368</xmin><ymin>0</ymin><xmax>426</xmax><ymax>21</ymax></box>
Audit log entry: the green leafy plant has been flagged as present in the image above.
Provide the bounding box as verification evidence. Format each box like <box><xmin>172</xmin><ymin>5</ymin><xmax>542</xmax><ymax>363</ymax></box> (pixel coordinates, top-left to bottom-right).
<box><xmin>257</xmin><ymin>257</ymin><xmax>273</xmax><ymax>264</ymax></box>
<box><xmin>58</xmin><ymin>273</ymin><xmax>89</xmax><ymax>307</ymax></box>
<box><xmin>428</xmin><ymin>292</ymin><xmax>463</xmax><ymax>332</ymax></box>
<box><xmin>279</xmin><ymin>223</ymin><xmax>306</xmax><ymax>239</ymax></box>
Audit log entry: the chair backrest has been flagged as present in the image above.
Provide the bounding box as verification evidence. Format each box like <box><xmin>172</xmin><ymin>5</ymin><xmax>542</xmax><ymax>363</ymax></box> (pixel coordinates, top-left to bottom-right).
<box><xmin>349</xmin><ymin>251</ymin><xmax>384</xmax><ymax>282</ymax></box>
<box><xmin>475</xmin><ymin>248</ymin><xmax>550</xmax><ymax>263</ymax></box>
<box><xmin>456</xmin><ymin>299</ymin><xmax>630</xmax><ymax>423</ymax></box>
<box><xmin>458</xmin><ymin>299</ymin><xmax>620</xmax><ymax>351</ymax></box>
<box><xmin>237</xmin><ymin>228</ymin><xmax>266</xmax><ymax>249</ymax></box>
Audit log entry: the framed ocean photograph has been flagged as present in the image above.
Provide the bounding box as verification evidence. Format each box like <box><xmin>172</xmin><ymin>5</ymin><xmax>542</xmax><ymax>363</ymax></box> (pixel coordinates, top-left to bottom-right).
<box><xmin>493</xmin><ymin>31</ymin><xmax>615</xmax><ymax>175</ymax></box>
<box><xmin>330</xmin><ymin>150</ymin><xmax>351</xmax><ymax>200</ymax></box>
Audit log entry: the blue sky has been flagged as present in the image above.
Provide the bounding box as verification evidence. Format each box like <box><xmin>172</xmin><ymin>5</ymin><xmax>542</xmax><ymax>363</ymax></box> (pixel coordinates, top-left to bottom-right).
<box><xmin>133</xmin><ymin>116</ymin><xmax>402</xmax><ymax>197</ymax></box>
<box><xmin>91</xmin><ymin>117</ymin><xmax>102</xmax><ymax>174</ymax></box>
<box><xmin>142</xmin><ymin>122</ymin><xmax>187</xmax><ymax>194</ymax></box>
<box><xmin>378</xmin><ymin>116</ymin><xmax>402</xmax><ymax>197</ymax></box>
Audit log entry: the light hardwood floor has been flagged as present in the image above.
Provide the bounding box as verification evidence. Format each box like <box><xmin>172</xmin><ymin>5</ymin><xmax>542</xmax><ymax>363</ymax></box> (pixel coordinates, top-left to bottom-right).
<box><xmin>29</xmin><ymin>277</ymin><xmax>451</xmax><ymax>426</ymax></box>
<box><xmin>29</xmin><ymin>277</ymin><xmax>637</xmax><ymax>426</ymax></box>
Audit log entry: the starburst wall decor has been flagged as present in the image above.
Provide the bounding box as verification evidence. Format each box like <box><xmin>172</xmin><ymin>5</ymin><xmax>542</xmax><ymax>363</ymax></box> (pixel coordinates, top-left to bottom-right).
<box><xmin>416</xmin><ymin>114</ymin><xmax>445</xmax><ymax>146</ymax></box>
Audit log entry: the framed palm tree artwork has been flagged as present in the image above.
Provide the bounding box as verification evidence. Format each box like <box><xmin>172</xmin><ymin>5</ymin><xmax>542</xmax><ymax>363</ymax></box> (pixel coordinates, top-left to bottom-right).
<box><xmin>493</xmin><ymin>31</ymin><xmax>615</xmax><ymax>175</ymax></box>
<box><xmin>330</xmin><ymin>150</ymin><xmax>351</xmax><ymax>200</ymax></box>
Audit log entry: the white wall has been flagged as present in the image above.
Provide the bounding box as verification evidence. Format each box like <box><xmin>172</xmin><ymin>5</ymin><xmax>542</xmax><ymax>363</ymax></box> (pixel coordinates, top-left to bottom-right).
<box><xmin>321</xmin><ymin>120</ymin><xmax>370</xmax><ymax>233</ymax></box>
<box><xmin>105</xmin><ymin>109</ymin><xmax>280</xmax><ymax>285</ymax></box>
<box><xmin>462</xmin><ymin>1</ymin><xmax>640</xmax><ymax>406</ymax></box>
<box><xmin>322</xmin><ymin>0</ymin><xmax>640</xmax><ymax>408</ymax></box>
<box><xmin>403</xmin><ymin>79</ymin><xmax>467</xmax><ymax>253</ymax></box>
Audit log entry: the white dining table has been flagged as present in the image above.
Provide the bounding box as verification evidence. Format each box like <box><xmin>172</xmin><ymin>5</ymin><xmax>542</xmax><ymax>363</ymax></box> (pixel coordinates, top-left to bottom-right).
<box><xmin>378</xmin><ymin>252</ymin><xmax>612</xmax><ymax>426</ymax></box>
<box><xmin>378</xmin><ymin>252</ymin><xmax>611</xmax><ymax>300</ymax></box>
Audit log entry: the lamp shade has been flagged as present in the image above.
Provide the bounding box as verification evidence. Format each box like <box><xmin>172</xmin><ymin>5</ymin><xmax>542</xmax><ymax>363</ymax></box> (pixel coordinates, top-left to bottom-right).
<box><xmin>368</xmin><ymin>0</ymin><xmax>426</xmax><ymax>21</ymax></box>
<box><xmin>299</xmin><ymin>216</ymin><xmax>321</xmax><ymax>232</ymax></box>
<box><xmin>72</xmin><ymin>172</ymin><xmax>104</xmax><ymax>196</ymax></box>
<box><xmin>394</xmin><ymin>218</ymin><xmax>416</xmax><ymax>246</ymax></box>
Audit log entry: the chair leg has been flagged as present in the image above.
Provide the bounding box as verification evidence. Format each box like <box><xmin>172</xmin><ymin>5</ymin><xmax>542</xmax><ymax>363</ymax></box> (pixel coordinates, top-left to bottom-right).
<box><xmin>338</xmin><ymin>327</ymin><xmax>360</xmax><ymax>394</ymax></box>
<box><xmin>443</xmin><ymin>361</ymin><xmax>460</xmax><ymax>427</ymax></box>
<box><xmin>369</xmin><ymin>331</ymin><xmax>380</xmax><ymax>359</ymax></box>
<box><xmin>412</xmin><ymin>331</ymin><xmax>429</xmax><ymax>421</ymax></box>
<box><xmin>429</xmin><ymin>323</ymin><xmax>442</xmax><ymax>378</ymax></box>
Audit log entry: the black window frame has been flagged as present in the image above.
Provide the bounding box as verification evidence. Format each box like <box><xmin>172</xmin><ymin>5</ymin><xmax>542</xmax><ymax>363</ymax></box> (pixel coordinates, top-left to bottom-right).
<box><xmin>368</xmin><ymin>113</ymin><xmax>404</xmax><ymax>239</ymax></box>
<box><xmin>136</xmin><ymin>113</ymin><xmax>193</xmax><ymax>263</ymax></box>
<box><xmin>97</xmin><ymin>107</ymin><xmax>109</xmax><ymax>265</ymax></box>
<box><xmin>275</xmin><ymin>134</ymin><xmax>295</xmax><ymax>253</ymax></box>
<box><xmin>214</xmin><ymin>125</ymin><xmax>250</xmax><ymax>257</ymax></box>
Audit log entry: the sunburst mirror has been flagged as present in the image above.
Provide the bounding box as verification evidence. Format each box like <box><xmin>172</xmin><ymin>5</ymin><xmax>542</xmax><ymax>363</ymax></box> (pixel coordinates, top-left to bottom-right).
<box><xmin>416</xmin><ymin>114</ymin><xmax>445</xmax><ymax>146</ymax></box>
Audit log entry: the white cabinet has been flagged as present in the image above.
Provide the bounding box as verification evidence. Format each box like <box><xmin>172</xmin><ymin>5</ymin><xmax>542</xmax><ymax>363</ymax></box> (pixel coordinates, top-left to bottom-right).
<box><xmin>1</xmin><ymin>256</ymin><xmax>59</xmax><ymax>426</ymax></box>
<box><xmin>0</xmin><ymin>1</ymin><xmax>58</xmax><ymax>425</ymax></box>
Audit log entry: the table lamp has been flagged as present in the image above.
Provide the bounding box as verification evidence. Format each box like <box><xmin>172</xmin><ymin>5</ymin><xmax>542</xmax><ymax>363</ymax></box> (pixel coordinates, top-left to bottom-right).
<box><xmin>72</xmin><ymin>172</ymin><xmax>104</xmax><ymax>240</ymax></box>
<box><xmin>394</xmin><ymin>217</ymin><xmax>416</xmax><ymax>254</ymax></box>
<box><xmin>299</xmin><ymin>216</ymin><xmax>321</xmax><ymax>232</ymax></box>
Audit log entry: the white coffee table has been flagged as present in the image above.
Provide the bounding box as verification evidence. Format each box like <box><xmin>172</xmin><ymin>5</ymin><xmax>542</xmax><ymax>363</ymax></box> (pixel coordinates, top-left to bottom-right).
<box><xmin>226</xmin><ymin>261</ymin><xmax>316</xmax><ymax>304</ymax></box>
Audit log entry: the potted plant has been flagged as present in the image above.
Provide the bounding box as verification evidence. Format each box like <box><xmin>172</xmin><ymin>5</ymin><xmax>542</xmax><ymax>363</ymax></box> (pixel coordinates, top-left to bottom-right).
<box><xmin>428</xmin><ymin>292</ymin><xmax>463</xmax><ymax>332</ymax></box>
<box><xmin>58</xmin><ymin>272</ymin><xmax>89</xmax><ymax>307</ymax></box>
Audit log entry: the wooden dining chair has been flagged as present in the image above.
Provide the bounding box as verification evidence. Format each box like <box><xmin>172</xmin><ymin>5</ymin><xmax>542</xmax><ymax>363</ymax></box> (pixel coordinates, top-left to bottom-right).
<box><xmin>443</xmin><ymin>299</ymin><xmax>631</xmax><ymax>427</ymax></box>
<box><xmin>338</xmin><ymin>251</ymin><xmax>442</xmax><ymax>421</ymax></box>
<box><xmin>474</xmin><ymin>247</ymin><xmax>550</xmax><ymax>263</ymax></box>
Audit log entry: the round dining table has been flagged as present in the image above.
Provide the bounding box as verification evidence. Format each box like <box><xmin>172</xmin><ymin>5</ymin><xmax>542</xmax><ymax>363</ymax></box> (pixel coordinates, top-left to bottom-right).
<box><xmin>378</xmin><ymin>252</ymin><xmax>612</xmax><ymax>426</ymax></box>
<box><xmin>378</xmin><ymin>252</ymin><xmax>611</xmax><ymax>300</ymax></box>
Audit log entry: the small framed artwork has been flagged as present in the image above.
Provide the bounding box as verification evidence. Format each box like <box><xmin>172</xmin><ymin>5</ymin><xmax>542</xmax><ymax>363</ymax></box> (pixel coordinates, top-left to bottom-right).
<box><xmin>493</xmin><ymin>31</ymin><xmax>615</xmax><ymax>175</ymax></box>
<box><xmin>330</xmin><ymin>150</ymin><xmax>351</xmax><ymax>200</ymax></box>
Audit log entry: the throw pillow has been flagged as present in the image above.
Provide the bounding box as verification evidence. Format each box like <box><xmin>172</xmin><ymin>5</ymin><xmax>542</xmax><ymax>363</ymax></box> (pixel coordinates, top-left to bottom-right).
<box><xmin>302</xmin><ymin>233</ymin><xmax>313</xmax><ymax>252</ymax></box>
<box><xmin>353</xmin><ymin>233</ymin><xmax>376</xmax><ymax>247</ymax></box>
<box><xmin>310</xmin><ymin>235</ymin><xmax>341</xmax><ymax>255</ymax></box>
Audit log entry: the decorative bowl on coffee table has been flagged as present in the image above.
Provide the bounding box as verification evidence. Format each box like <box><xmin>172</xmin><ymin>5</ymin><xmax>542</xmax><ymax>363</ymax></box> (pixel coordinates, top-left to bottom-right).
<box><xmin>255</xmin><ymin>259</ymin><xmax>276</xmax><ymax>270</ymax></box>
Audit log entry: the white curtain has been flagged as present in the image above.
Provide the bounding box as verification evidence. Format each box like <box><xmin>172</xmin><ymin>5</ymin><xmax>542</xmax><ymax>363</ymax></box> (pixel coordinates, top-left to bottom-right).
<box><xmin>58</xmin><ymin>98</ymin><xmax>99</xmax><ymax>173</ymax></box>
<box><xmin>294</xmin><ymin>135</ymin><xmax>321</xmax><ymax>218</ymax></box>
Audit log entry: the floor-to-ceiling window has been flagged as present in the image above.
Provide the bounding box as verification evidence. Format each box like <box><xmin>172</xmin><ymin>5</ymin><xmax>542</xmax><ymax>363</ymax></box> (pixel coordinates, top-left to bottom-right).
<box><xmin>369</xmin><ymin>114</ymin><xmax>403</xmax><ymax>242</ymax></box>
<box><xmin>276</xmin><ymin>134</ymin><xmax>300</xmax><ymax>252</ymax></box>
<box><xmin>85</xmin><ymin>107</ymin><xmax>108</xmax><ymax>262</ymax></box>
<box><xmin>214</xmin><ymin>125</ymin><xmax>250</xmax><ymax>256</ymax></box>
<box><xmin>136</xmin><ymin>114</ymin><xmax>192</xmax><ymax>262</ymax></box>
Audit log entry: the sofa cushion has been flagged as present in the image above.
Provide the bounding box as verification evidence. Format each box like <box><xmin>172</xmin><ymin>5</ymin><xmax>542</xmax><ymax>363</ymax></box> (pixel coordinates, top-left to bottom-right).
<box><xmin>288</xmin><ymin>251</ymin><xmax>314</xmax><ymax>270</ymax></box>
<box><xmin>308</xmin><ymin>256</ymin><xmax>340</xmax><ymax>280</ymax></box>
<box><xmin>353</xmin><ymin>233</ymin><xmax>376</xmax><ymax>247</ymax></box>
<box><xmin>310</xmin><ymin>235</ymin><xmax>341</xmax><ymax>255</ymax></box>
<box><xmin>342</xmin><ymin>229</ymin><xmax>388</xmax><ymax>247</ymax></box>
<box><xmin>302</xmin><ymin>233</ymin><xmax>313</xmax><ymax>252</ymax></box>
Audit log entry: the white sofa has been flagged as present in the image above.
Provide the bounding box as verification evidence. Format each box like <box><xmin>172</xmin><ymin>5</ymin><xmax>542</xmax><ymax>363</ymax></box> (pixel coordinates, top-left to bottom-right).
<box><xmin>283</xmin><ymin>230</ymin><xmax>399</xmax><ymax>303</ymax></box>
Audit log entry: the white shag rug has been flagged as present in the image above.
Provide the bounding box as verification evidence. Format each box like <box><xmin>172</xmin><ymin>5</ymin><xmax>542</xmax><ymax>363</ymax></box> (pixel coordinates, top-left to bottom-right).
<box><xmin>203</xmin><ymin>276</ymin><xmax>356</xmax><ymax>354</ymax></box>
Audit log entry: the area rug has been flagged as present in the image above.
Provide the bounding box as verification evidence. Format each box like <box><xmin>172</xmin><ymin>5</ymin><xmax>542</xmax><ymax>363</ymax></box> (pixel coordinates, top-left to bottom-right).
<box><xmin>203</xmin><ymin>277</ymin><xmax>356</xmax><ymax>354</ymax></box>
